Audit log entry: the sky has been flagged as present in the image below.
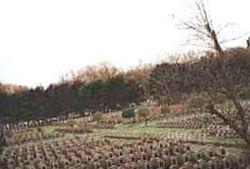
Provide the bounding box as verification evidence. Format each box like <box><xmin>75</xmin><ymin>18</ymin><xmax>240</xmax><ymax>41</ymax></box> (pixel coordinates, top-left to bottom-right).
<box><xmin>0</xmin><ymin>0</ymin><xmax>250</xmax><ymax>87</ymax></box>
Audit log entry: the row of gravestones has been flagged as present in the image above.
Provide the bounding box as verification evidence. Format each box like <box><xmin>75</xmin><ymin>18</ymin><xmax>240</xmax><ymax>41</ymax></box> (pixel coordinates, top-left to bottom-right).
<box><xmin>158</xmin><ymin>113</ymin><xmax>238</xmax><ymax>138</ymax></box>
<box><xmin>3</xmin><ymin>128</ymin><xmax>64</xmax><ymax>145</ymax></box>
<box><xmin>203</xmin><ymin>125</ymin><xmax>238</xmax><ymax>138</ymax></box>
<box><xmin>2</xmin><ymin>112</ymin><xmax>94</xmax><ymax>132</ymax></box>
<box><xmin>103</xmin><ymin>131</ymin><xmax>239</xmax><ymax>147</ymax></box>
<box><xmin>1</xmin><ymin>136</ymin><xmax>248</xmax><ymax>169</ymax></box>
<box><xmin>2</xmin><ymin>112</ymin><xmax>122</xmax><ymax>133</ymax></box>
<box><xmin>159</xmin><ymin>113</ymin><xmax>222</xmax><ymax>128</ymax></box>
<box><xmin>3</xmin><ymin>118</ymin><xmax>65</xmax><ymax>131</ymax></box>
<box><xmin>104</xmin><ymin>131</ymin><xmax>207</xmax><ymax>144</ymax></box>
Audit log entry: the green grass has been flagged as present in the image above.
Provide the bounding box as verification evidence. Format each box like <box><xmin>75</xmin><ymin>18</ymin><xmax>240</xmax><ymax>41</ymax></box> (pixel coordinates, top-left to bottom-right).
<box><xmin>90</xmin><ymin>121</ymin><xmax>245</xmax><ymax>155</ymax></box>
<box><xmin>6</xmin><ymin>120</ymin><xmax>244</xmax><ymax>156</ymax></box>
<box><xmin>40</xmin><ymin>121</ymin><xmax>244</xmax><ymax>150</ymax></box>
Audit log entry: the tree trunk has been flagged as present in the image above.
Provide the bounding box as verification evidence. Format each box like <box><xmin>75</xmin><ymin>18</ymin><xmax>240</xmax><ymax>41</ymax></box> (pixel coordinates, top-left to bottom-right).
<box><xmin>211</xmin><ymin>30</ymin><xmax>223</xmax><ymax>56</ymax></box>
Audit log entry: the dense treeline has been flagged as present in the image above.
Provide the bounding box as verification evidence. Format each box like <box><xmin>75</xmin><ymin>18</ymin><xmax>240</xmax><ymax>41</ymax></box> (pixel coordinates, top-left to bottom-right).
<box><xmin>1</xmin><ymin>48</ymin><xmax>250</xmax><ymax>124</ymax></box>
<box><xmin>147</xmin><ymin>48</ymin><xmax>250</xmax><ymax>101</ymax></box>
<box><xmin>0</xmin><ymin>64</ymin><xmax>150</xmax><ymax>123</ymax></box>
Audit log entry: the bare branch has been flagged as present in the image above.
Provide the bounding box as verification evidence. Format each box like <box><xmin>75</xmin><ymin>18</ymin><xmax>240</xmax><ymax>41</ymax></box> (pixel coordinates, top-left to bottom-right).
<box><xmin>178</xmin><ymin>0</ymin><xmax>223</xmax><ymax>55</ymax></box>
<box><xmin>216</xmin><ymin>22</ymin><xmax>236</xmax><ymax>34</ymax></box>
<box><xmin>219</xmin><ymin>32</ymin><xmax>250</xmax><ymax>44</ymax></box>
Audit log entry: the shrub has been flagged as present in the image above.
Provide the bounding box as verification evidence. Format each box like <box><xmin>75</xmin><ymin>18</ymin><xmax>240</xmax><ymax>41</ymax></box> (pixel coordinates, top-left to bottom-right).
<box><xmin>92</xmin><ymin>112</ymin><xmax>103</xmax><ymax>122</ymax></box>
<box><xmin>185</xmin><ymin>92</ymin><xmax>208</xmax><ymax>113</ymax></box>
<box><xmin>137</xmin><ymin>107</ymin><xmax>150</xmax><ymax>118</ymax></box>
<box><xmin>137</xmin><ymin>107</ymin><xmax>150</xmax><ymax>126</ymax></box>
<box><xmin>67</xmin><ymin>120</ymin><xmax>77</xmax><ymax>128</ymax></box>
<box><xmin>161</xmin><ymin>104</ymin><xmax>171</xmax><ymax>115</ymax></box>
<box><xmin>122</xmin><ymin>107</ymin><xmax>136</xmax><ymax>118</ymax></box>
<box><xmin>37</xmin><ymin>127</ymin><xmax>45</xmax><ymax>136</ymax></box>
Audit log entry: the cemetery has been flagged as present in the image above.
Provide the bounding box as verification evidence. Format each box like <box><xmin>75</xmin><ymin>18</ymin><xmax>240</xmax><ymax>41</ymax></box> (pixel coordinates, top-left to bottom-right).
<box><xmin>1</xmin><ymin>47</ymin><xmax>250</xmax><ymax>168</ymax></box>
<box><xmin>0</xmin><ymin>106</ymin><xmax>249</xmax><ymax>169</ymax></box>
<box><xmin>0</xmin><ymin>1</ymin><xmax>250</xmax><ymax>168</ymax></box>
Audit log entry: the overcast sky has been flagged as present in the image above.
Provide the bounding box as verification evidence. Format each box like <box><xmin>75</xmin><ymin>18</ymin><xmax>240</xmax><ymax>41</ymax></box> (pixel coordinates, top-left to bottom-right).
<box><xmin>0</xmin><ymin>0</ymin><xmax>249</xmax><ymax>87</ymax></box>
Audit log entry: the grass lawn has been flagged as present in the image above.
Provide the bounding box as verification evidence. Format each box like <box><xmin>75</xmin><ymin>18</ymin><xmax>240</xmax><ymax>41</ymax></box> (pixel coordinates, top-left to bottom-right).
<box><xmin>92</xmin><ymin>121</ymin><xmax>245</xmax><ymax>155</ymax></box>
<box><xmin>16</xmin><ymin>120</ymin><xmax>244</xmax><ymax>156</ymax></box>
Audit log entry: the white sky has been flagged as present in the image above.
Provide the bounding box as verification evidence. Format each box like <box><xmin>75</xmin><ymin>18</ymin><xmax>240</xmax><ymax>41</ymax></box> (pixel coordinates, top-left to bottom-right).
<box><xmin>0</xmin><ymin>0</ymin><xmax>250</xmax><ymax>87</ymax></box>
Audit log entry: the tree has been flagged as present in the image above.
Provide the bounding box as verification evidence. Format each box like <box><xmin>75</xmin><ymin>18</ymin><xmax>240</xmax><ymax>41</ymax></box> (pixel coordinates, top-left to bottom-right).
<box><xmin>177</xmin><ymin>0</ymin><xmax>250</xmax><ymax>157</ymax></box>
<box><xmin>122</xmin><ymin>106</ymin><xmax>136</xmax><ymax>119</ymax></box>
<box><xmin>73</xmin><ymin>62</ymin><xmax>121</xmax><ymax>83</ymax></box>
<box><xmin>137</xmin><ymin>107</ymin><xmax>150</xmax><ymax>126</ymax></box>
<box><xmin>179</xmin><ymin>0</ymin><xmax>244</xmax><ymax>56</ymax></box>
<box><xmin>147</xmin><ymin>48</ymin><xmax>250</xmax><ymax>158</ymax></box>
<box><xmin>92</xmin><ymin>112</ymin><xmax>103</xmax><ymax>123</ymax></box>
<box><xmin>161</xmin><ymin>104</ymin><xmax>171</xmax><ymax>116</ymax></box>
<box><xmin>0</xmin><ymin>62</ymin><xmax>147</xmax><ymax>123</ymax></box>
<box><xmin>184</xmin><ymin>92</ymin><xmax>208</xmax><ymax>113</ymax></box>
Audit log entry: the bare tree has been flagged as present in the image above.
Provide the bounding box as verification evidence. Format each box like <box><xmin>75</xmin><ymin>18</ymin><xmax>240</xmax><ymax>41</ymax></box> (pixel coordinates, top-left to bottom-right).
<box><xmin>177</xmin><ymin>1</ymin><xmax>250</xmax><ymax>156</ymax></box>
<box><xmin>179</xmin><ymin>0</ymin><xmax>248</xmax><ymax>55</ymax></box>
<box><xmin>148</xmin><ymin>47</ymin><xmax>250</xmax><ymax>158</ymax></box>
<box><xmin>72</xmin><ymin>62</ymin><xmax>121</xmax><ymax>83</ymax></box>
<box><xmin>179</xmin><ymin>0</ymin><xmax>223</xmax><ymax>55</ymax></box>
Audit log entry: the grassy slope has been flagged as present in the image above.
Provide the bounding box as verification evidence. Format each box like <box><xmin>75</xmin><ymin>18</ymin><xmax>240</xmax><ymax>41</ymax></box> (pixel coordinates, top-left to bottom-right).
<box><xmin>7</xmin><ymin>120</ymin><xmax>243</xmax><ymax>156</ymax></box>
